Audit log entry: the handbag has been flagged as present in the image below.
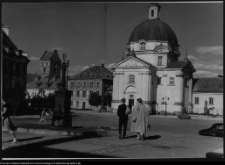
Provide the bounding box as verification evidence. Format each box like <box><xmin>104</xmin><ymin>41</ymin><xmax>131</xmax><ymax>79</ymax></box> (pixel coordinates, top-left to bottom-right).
<box><xmin>125</xmin><ymin>106</ymin><xmax>131</xmax><ymax>115</ymax></box>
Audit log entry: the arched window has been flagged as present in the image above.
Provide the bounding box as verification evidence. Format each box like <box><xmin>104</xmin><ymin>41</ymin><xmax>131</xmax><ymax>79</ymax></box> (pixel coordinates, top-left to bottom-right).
<box><xmin>129</xmin><ymin>75</ymin><xmax>135</xmax><ymax>83</ymax></box>
<box><xmin>140</xmin><ymin>42</ymin><xmax>146</xmax><ymax>50</ymax></box>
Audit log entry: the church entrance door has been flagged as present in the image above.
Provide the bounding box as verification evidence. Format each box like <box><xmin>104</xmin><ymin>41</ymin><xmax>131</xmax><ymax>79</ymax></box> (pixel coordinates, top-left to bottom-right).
<box><xmin>128</xmin><ymin>99</ymin><xmax>134</xmax><ymax>110</ymax></box>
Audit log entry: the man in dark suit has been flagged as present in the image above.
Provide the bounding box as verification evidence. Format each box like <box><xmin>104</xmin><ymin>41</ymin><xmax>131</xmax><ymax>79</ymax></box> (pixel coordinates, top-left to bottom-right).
<box><xmin>117</xmin><ymin>98</ymin><xmax>129</xmax><ymax>139</ymax></box>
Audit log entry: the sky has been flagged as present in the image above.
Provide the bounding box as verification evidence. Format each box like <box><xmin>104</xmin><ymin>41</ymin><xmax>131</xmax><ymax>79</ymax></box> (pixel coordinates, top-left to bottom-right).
<box><xmin>2</xmin><ymin>2</ymin><xmax>223</xmax><ymax>78</ymax></box>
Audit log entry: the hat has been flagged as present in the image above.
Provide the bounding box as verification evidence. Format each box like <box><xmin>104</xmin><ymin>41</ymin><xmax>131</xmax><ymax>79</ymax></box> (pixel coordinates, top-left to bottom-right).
<box><xmin>121</xmin><ymin>98</ymin><xmax>126</xmax><ymax>103</ymax></box>
<box><xmin>137</xmin><ymin>98</ymin><xmax>142</xmax><ymax>103</ymax></box>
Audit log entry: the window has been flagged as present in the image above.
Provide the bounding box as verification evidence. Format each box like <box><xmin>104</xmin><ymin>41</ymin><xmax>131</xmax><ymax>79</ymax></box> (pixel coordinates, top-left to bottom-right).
<box><xmin>84</xmin><ymin>82</ymin><xmax>87</xmax><ymax>87</ymax></box>
<box><xmin>70</xmin><ymin>82</ymin><xmax>74</xmax><ymax>89</ymax></box>
<box><xmin>77</xmin><ymin>82</ymin><xmax>80</xmax><ymax>86</ymax></box>
<box><xmin>76</xmin><ymin>90</ymin><xmax>80</xmax><ymax>97</ymax></box>
<box><xmin>169</xmin><ymin>77</ymin><xmax>174</xmax><ymax>85</ymax></box>
<box><xmin>71</xmin><ymin>101</ymin><xmax>73</xmax><ymax>107</ymax></box>
<box><xmin>76</xmin><ymin>101</ymin><xmax>79</xmax><ymax>108</ymax></box>
<box><xmin>12</xmin><ymin>63</ymin><xmax>16</xmax><ymax>71</ymax></box>
<box><xmin>129</xmin><ymin>75</ymin><xmax>135</xmax><ymax>83</ymax></box>
<box><xmin>140</xmin><ymin>42</ymin><xmax>145</xmax><ymax>50</ymax></box>
<box><xmin>97</xmin><ymin>82</ymin><xmax>100</xmax><ymax>86</ymax></box>
<box><xmin>82</xmin><ymin>90</ymin><xmax>86</xmax><ymax>97</ymax></box>
<box><xmin>209</xmin><ymin>97</ymin><xmax>214</xmax><ymax>105</ymax></box>
<box><xmin>151</xmin><ymin>10</ymin><xmax>154</xmax><ymax>17</ymax></box>
<box><xmin>158</xmin><ymin>77</ymin><xmax>162</xmax><ymax>85</ymax></box>
<box><xmin>90</xmin><ymin>82</ymin><xmax>93</xmax><ymax>86</ymax></box>
<box><xmin>195</xmin><ymin>97</ymin><xmax>199</xmax><ymax>104</ymax></box>
<box><xmin>71</xmin><ymin>92</ymin><xmax>73</xmax><ymax>97</ymax></box>
<box><xmin>158</xmin><ymin>56</ymin><xmax>163</xmax><ymax>66</ymax></box>
<box><xmin>43</xmin><ymin>67</ymin><xmax>46</xmax><ymax>73</ymax></box>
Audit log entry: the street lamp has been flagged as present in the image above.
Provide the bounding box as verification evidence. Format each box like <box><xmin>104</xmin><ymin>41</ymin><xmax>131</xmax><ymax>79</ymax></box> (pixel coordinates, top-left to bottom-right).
<box><xmin>162</xmin><ymin>97</ymin><xmax>169</xmax><ymax>116</ymax></box>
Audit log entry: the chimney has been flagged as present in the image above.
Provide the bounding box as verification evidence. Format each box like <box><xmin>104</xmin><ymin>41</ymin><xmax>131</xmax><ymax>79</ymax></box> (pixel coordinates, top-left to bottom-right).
<box><xmin>2</xmin><ymin>25</ymin><xmax>10</xmax><ymax>36</ymax></box>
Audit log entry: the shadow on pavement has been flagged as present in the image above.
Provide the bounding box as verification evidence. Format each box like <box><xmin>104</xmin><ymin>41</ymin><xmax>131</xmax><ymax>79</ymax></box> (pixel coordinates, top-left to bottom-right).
<box><xmin>2</xmin><ymin>134</ymin><xmax>118</xmax><ymax>158</ymax></box>
<box><xmin>145</xmin><ymin>135</ymin><xmax>161</xmax><ymax>140</ymax></box>
<box><xmin>17</xmin><ymin>136</ymin><xmax>44</xmax><ymax>142</ymax></box>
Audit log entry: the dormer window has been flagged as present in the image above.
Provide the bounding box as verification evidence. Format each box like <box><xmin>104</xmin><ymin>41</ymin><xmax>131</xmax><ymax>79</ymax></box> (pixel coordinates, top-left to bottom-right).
<box><xmin>140</xmin><ymin>42</ymin><xmax>146</xmax><ymax>50</ymax></box>
<box><xmin>158</xmin><ymin>56</ymin><xmax>163</xmax><ymax>66</ymax></box>
<box><xmin>151</xmin><ymin>10</ymin><xmax>154</xmax><ymax>17</ymax></box>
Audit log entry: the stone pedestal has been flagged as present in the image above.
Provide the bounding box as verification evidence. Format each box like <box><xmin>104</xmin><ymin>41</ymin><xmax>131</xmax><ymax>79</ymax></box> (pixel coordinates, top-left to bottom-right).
<box><xmin>52</xmin><ymin>90</ymin><xmax>72</xmax><ymax>127</ymax></box>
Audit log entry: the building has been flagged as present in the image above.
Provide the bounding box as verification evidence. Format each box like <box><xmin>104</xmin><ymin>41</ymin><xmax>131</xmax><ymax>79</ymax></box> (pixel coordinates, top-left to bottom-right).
<box><xmin>192</xmin><ymin>77</ymin><xmax>223</xmax><ymax>115</ymax></box>
<box><xmin>26</xmin><ymin>50</ymin><xmax>61</xmax><ymax>97</ymax></box>
<box><xmin>111</xmin><ymin>3</ymin><xmax>196</xmax><ymax>114</ymax></box>
<box><xmin>68</xmin><ymin>64</ymin><xmax>113</xmax><ymax>110</ymax></box>
<box><xmin>2</xmin><ymin>24</ymin><xmax>30</xmax><ymax>98</ymax></box>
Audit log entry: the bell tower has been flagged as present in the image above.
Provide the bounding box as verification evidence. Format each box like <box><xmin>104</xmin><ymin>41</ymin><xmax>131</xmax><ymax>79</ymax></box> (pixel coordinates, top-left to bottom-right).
<box><xmin>149</xmin><ymin>3</ymin><xmax>161</xmax><ymax>19</ymax></box>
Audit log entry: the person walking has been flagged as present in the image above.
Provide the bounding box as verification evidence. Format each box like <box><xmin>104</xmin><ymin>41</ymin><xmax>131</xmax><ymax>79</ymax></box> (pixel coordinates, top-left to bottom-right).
<box><xmin>130</xmin><ymin>98</ymin><xmax>150</xmax><ymax>141</ymax></box>
<box><xmin>117</xmin><ymin>98</ymin><xmax>129</xmax><ymax>139</ymax></box>
<box><xmin>2</xmin><ymin>97</ymin><xmax>18</xmax><ymax>143</ymax></box>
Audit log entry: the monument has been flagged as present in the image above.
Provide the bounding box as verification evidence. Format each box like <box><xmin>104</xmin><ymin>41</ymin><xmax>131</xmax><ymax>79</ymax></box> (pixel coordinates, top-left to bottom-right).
<box><xmin>52</xmin><ymin>53</ymin><xmax>72</xmax><ymax>127</ymax></box>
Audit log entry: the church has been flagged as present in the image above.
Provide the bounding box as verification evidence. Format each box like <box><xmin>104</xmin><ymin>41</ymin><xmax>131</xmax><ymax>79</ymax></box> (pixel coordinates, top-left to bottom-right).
<box><xmin>111</xmin><ymin>3</ymin><xmax>196</xmax><ymax>115</ymax></box>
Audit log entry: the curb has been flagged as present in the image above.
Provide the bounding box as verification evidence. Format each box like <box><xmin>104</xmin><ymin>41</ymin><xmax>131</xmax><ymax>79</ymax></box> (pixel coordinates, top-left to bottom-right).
<box><xmin>16</xmin><ymin>127</ymin><xmax>107</xmax><ymax>137</ymax></box>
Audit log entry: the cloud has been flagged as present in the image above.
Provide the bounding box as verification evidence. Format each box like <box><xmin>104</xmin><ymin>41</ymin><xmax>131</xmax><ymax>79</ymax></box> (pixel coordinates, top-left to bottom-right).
<box><xmin>196</xmin><ymin>46</ymin><xmax>223</xmax><ymax>55</ymax></box>
<box><xmin>29</xmin><ymin>57</ymin><xmax>40</xmax><ymax>60</ymax></box>
<box><xmin>193</xmin><ymin>63</ymin><xmax>223</xmax><ymax>71</ymax></box>
<box><xmin>68</xmin><ymin>65</ymin><xmax>89</xmax><ymax>76</ymax></box>
<box><xmin>187</xmin><ymin>55</ymin><xmax>198</xmax><ymax>60</ymax></box>
<box><xmin>105</xmin><ymin>63</ymin><xmax>116</xmax><ymax>69</ymax></box>
<box><xmin>193</xmin><ymin>70</ymin><xmax>218</xmax><ymax>78</ymax></box>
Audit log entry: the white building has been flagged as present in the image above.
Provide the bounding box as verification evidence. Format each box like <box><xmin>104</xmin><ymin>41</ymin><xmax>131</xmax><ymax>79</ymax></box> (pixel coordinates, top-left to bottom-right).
<box><xmin>111</xmin><ymin>3</ymin><xmax>196</xmax><ymax>115</ymax></box>
<box><xmin>192</xmin><ymin>78</ymin><xmax>223</xmax><ymax>115</ymax></box>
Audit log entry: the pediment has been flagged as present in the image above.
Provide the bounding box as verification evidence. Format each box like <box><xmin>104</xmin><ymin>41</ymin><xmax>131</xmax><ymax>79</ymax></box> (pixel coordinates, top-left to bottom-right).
<box><xmin>113</xmin><ymin>56</ymin><xmax>149</xmax><ymax>68</ymax></box>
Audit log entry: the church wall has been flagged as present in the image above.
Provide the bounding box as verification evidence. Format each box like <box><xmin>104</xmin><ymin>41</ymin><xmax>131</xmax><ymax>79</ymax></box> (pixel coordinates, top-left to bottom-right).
<box><xmin>156</xmin><ymin>70</ymin><xmax>184</xmax><ymax>114</ymax></box>
<box><xmin>130</xmin><ymin>41</ymin><xmax>168</xmax><ymax>51</ymax></box>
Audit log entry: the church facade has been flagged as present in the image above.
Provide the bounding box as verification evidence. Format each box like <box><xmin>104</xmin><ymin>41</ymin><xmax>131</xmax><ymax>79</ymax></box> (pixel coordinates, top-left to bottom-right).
<box><xmin>111</xmin><ymin>3</ymin><xmax>196</xmax><ymax>115</ymax></box>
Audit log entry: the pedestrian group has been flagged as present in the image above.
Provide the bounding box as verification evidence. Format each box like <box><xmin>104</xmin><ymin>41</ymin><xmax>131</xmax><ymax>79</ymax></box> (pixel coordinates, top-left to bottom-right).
<box><xmin>117</xmin><ymin>98</ymin><xmax>151</xmax><ymax>141</ymax></box>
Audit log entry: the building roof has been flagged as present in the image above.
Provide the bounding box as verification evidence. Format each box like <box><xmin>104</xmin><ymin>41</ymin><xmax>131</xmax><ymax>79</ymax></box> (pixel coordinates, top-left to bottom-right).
<box><xmin>167</xmin><ymin>61</ymin><xmax>189</xmax><ymax>68</ymax></box>
<box><xmin>3</xmin><ymin>31</ymin><xmax>18</xmax><ymax>50</ymax></box>
<box><xmin>129</xmin><ymin>19</ymin><xmax>178</xmax><ymax>45</ymax></box>
<box><xmin>193</xmin><ymin>78</ymin><xmax>223</xmax><ymax>93</ymax></box>
<box><xmin>69</xmin><ymin>65</ymin><xmax>113</xmax><ymax>80</ymax></box>
<box><xmin>40</xmin><ymin>50</ymin><xmax>61</xmax><ymax>62</ymax></box>
<box><xmin>26</xmin><ymin>76</ymin><xmax>60</xmax><ymax>90</ymax></box>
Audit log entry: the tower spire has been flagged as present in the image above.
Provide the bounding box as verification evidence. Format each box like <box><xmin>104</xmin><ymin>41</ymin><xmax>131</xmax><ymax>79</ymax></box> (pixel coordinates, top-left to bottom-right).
<box><xmin>184</xmin><ymin>49</ymin><xmax>189</xmax><ymax>61</ymax></box>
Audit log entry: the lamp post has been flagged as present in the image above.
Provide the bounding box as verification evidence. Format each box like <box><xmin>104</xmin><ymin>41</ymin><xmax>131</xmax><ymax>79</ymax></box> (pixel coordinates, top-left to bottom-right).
<box><xmin>162</xmin><ymin>97</ymin><xmax>169</xmax><ymax>117</ymax></box>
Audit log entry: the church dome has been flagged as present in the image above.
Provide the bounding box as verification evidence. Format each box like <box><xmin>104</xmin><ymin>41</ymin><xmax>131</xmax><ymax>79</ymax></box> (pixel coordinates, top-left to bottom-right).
<box><xmin>128</xmin><ymin>18</ymin><xmax>178</xmax><ymax>45</ymax></box>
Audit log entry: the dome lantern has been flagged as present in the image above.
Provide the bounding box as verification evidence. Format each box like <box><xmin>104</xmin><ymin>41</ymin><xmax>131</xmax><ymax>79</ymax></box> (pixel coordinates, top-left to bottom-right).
<box><xmin>149</xmin><ymin>3</ymin><xmax>161</xmax><ymax>20</ymax></box>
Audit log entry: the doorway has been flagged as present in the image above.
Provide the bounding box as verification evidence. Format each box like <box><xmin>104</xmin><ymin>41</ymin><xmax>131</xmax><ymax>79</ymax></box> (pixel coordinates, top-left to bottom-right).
<box><xmin>82</xmin><ymin>102</ymin><xmax>85</xmax><ymax>109</ymax></box>
<box><xmin>129</xmin><ymin>99</ymin><xmax>134</xmax><ymax>110</ymax></box>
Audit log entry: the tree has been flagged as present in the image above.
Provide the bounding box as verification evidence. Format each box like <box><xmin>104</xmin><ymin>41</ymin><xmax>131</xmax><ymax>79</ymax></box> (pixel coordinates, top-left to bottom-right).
<box><xmin>104</xmin><ymin>92</ymin><xmax>112</xmax><ymax>107</ymax></box>
<box><xmin>88</xmin><ymin>92</ymin><xmax>102</xmax><ymax>108</ymax></box>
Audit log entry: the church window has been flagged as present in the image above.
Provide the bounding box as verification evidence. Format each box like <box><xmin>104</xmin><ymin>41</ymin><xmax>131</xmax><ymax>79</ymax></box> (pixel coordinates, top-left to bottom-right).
<box><xmin>169</xmin><ymin>77</ymin><xmax>175</xmax><ymax>85</ymax></box>
<box><xmin>195</xmin><ymin>97</ymin><xmax>199</xmax><ymax>104</ymax></box>
<box><xmin>158</xmin><ymin>56</ymin><xmax>163</xmax><ymax>66</ymax></box>
<box><xmin>76</xmin><ymin>90</ymin><xmax>80</xmax><ymax>97</ymax></box>
<box><xmin>151</xmin><ymin>10</ymin><xmax>154</xmax><ymax>17</ymax></box>
<box><xmin>84</xmin><ymin>82</ymin><xmax>87</xmax><ymax>86</ymax></box>
<box><xmin>157</xmin><ymin>77</ymin><xmax>162</xmax><ymax>85</ymax></box>
<box><xmin>43</xmin><ymin>67</ymin><xmax>46</xmax><ymax>73</ymax></box>
<box><xmin>90</xmin><ymin>82</ymin><xmax>93</xmax><ymax>86</ymax></box>
<box><xmin>140</xmin><ymin>42</ymin><xmax>146</xmax><ymax>50</ymax></box>
<box><xmin>77</xmin><ymin>82</ymin><xmax>80</xmax><ymax>86</ymax></box>
<box><xmin>76</xmin><ymin>101</ymin><xmax>79</xmax><ymax>108</ymax></box>
<box><xmin>129</xmin><ymin>75</ymin><xmax>135</xmax><ymax>83</ymax></box>
<box><xmin>209</xmin><ymin>97</ymin><xmax>214</xmax><ymax>105</ymax></box>
<box><xmin>97</xmin><ymin>82</ymin><xmax>100</xmax><ymax>86</ymax></box>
